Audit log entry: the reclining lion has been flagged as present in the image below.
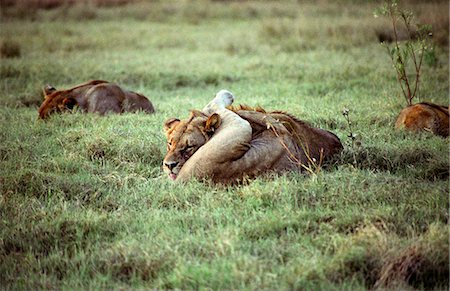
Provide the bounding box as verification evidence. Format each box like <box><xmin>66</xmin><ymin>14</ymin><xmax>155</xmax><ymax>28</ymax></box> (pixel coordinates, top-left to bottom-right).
<box><xmin>163</xmin><ymin>90</ymin><xmax>343</xmax><ymax>183</ymax></box>
<box><xmin>38</xmin><ymin>80</ymin><xmax>155</xmax><ymax>119</ymax></box>
<box><xmin>395</xmin><ymin>102</ymin><xmax>449</xmax><ymax>137</ymax></box>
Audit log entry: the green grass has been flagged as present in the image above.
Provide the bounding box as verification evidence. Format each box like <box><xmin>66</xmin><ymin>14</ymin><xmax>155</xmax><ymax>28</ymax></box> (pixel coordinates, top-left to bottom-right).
<box><xmin>1</xmin><ymin>1</ymin><xmax>448</xmax><ymax>290</ymax></box>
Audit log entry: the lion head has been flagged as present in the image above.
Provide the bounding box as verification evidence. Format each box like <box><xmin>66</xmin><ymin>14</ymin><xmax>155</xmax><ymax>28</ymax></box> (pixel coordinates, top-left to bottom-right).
<box><xmin>38</xmin><ymin>85</ymin><xmax>77</xmax><ymax>119</ymax></box>
<box><xmin>38</xmin><ymin>80</ymin><xmax>109</xmax><ymax>119</ymax></box>
<box><xmin>163</xmin><ymin>110</ymin><xmax>221</xmax><ymax>180</ymax></box>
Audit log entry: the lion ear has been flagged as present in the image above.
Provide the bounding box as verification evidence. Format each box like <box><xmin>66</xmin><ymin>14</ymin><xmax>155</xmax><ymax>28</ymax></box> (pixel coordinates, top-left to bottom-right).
<box><xmin>62</xmin><ymin>97</ymin><xmax>77</xmax><ymax>109</ymax></box>
<box><xmin>43</xmin><ymin>84</ymin><xmax>56</xmax><ymax>97</ymax></box>
<box><xmin>205</xmin><ymin>113</ymin><xmax>221</xmax><ymax>135</ymax></box>
<box><xmin>164</xmin><ymin>118</ymin><xmax>180</xmax><ymax>133</ymax></box>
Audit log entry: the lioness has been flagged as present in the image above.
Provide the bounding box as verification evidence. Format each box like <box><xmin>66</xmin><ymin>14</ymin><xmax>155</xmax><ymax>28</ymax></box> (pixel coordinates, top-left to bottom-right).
<box><xmin>395</xmin><ymin>102</ymin><xmax>449</xmax><ymax>137</ymax></box>
<box><xmin>38</xmin><ymin>80</ymin><xmax>155</xmax><ymax>119</ymax></box>
<box><xmin>163</xmin><ymin>90</ymin><xmax>343</xmax><ymax>183</ymax></box>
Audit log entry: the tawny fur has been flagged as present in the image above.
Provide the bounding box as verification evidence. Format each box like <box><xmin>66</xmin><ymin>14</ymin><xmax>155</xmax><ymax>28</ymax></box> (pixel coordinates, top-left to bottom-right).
<box><xmin>38</xmin><ymin>80</ymin><xmax>155</xmax><ymax>119</ymax></box>
<box><xmin>163</xmin><ymin>105</ymin><xmax>343</xmax><ymax>184</ymax></box>
<box><xmin>395</xmin><ymin>102</ymin><xmax>449</xmax><ymax>137</ymax></box>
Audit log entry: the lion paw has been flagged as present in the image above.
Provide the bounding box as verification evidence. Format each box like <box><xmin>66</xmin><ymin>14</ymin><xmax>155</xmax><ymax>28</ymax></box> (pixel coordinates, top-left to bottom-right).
<box><xmin>214</xmin><ymin>90</ymin><xmax>234</xmax><ymax>108</ymax></box>
<box><xmin>203</xmin><ymin>89</ymin><xmax>235</xmax><ymax>114</ymax></box>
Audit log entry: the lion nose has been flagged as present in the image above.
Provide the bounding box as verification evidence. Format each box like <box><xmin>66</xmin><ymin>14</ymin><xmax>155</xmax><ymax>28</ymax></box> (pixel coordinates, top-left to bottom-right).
<box><xmin>164</xmin><ymin>161</ymin><xmax>178</xmax><ymax>170</ymax></box>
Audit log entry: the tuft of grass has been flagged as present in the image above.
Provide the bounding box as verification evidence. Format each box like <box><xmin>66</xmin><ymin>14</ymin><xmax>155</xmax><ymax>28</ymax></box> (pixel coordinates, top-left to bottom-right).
<box><xmin>375</xmin><ymin>223</ymin><xmax>449</xmax><ymax>289</ymax></box>
<box><xmin>324</xmin><ymin>225</ymin><xmax>389</xmax><ymax>287</ymax></box>
<box><xmin>323</xmin><ymin>222</ymin><xmax>449</xmax><ymax>289</ymax></box>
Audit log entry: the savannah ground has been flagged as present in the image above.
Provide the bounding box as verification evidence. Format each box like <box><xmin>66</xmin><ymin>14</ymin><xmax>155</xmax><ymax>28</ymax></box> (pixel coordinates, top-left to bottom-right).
<box><xmin>0</xmin><ymin>0</ymin><xmax>449</xmax><ymax>289</ymax></box>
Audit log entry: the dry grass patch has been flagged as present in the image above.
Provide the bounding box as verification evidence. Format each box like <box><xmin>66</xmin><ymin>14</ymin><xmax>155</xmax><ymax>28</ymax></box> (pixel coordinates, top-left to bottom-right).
<box><xmin>375</xmin><ymin>223</ymin><xmax>449</xmax><ymax>289</ymax></box>
<box><xmin>325</xmin><ymin>223</ymin><xmax>449</xmax><ymax>289</ymax></box>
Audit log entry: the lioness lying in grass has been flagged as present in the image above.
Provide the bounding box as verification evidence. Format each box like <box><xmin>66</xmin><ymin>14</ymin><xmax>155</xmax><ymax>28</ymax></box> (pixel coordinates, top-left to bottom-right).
<box><xmin>395</xmin><ymin>102</ymin><xmax>449</xmax><ymax>137</ymax></box>
<box><xmin>38</xmin><ymin>80</ymin><xmax>155</xmax><ymax>119</ymax></box>
<box><xmin>163</xmin><ymin>90</ymin><xmax>343</xmax><ymax>183</ymax></box>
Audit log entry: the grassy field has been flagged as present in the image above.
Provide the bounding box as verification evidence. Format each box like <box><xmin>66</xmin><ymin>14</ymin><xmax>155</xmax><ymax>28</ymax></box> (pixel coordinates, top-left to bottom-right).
<box><xmin>1</xmin><ymin>0</ymin><xmax>449</xmax><ymax>289</ymax></box>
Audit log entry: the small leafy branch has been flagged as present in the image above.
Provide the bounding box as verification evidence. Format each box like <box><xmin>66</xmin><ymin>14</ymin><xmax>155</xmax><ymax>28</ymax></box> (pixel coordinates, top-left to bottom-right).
<box><xmin>374</xmin><ymin>0</ymin><xmax>432</xmax><ymax>106</ymax></box>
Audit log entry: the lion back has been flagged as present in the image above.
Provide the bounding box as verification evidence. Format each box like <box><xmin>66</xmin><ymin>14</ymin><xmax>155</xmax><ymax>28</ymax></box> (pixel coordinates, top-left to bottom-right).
<box><xmin>395</xmin><ymin>103</ymin><xmax>449</xmax><ymax>137</ymax></box>
<box><xmin>233</xmin><ymin>106</ymin><xmax>343</xmax><ymax>162</ymax></box>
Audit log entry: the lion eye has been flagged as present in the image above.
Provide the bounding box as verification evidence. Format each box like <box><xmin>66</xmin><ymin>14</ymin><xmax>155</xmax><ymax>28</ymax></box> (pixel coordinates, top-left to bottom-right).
<box><xmin>181</xmin><ymin>144</ymin><xmax>195</xmax><ymax>153</ymax></box>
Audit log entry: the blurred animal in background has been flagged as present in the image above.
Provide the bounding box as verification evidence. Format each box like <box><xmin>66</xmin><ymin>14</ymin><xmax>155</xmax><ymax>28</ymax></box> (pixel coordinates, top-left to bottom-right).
<box><xmin>163</xmin><ymin>90</ymin><xmax>343</xmax><ymax>183</ymax></box>
<box><xmin>395</xmin><ymin>102</ymin><xmax>449</xmax><ymax>137</ymax></box>
<box><xmin>38</xmin><ymin>80</ymin><xmax>155</xmax><ymax>119</ymax></box>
